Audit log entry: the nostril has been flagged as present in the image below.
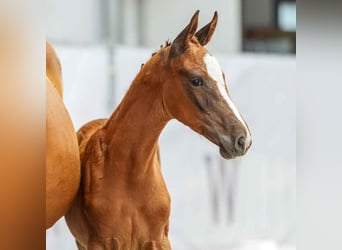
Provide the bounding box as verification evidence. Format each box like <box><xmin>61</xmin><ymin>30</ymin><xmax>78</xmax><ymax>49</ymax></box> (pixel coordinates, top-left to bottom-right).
<box><xmin>238</xmin><ymin>136</ymin><xmax>245</xmax><ymax>148</ymax></box>
<box><xmin>235</xmin><ymin>136</ymin><xmax>245</xmax><ymax>153</ymax></box>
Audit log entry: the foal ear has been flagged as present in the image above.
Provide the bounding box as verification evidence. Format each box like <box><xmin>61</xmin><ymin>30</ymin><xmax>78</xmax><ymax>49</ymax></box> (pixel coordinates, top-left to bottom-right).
<box><xmin>169</xmin><ymin>10</ymin><xmax>200</xmax><ymax>58</ymax></box>
<box><xmin>195</xmin><ymin>11</ymin><xmax>218</xmax><ymax>46</ymax></box>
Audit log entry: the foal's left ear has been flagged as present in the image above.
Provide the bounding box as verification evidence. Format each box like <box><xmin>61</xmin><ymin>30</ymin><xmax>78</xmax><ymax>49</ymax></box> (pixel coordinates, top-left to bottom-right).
<box><xmin>169</xmin><ymin>10</ymin><xmax>199</xmax><ymax>58</ymax></box>
<box><xmin>195</xmin><ymin>11</ymin><xmax>218</xmax><ymax>46</ymax></box>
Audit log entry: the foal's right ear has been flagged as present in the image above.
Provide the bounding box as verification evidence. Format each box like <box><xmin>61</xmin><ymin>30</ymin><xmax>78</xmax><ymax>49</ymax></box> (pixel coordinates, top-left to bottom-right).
<box><xmin>169</xmin><ymin>10</ymin><xmax>199</xmax><ymax>58</ymax></box>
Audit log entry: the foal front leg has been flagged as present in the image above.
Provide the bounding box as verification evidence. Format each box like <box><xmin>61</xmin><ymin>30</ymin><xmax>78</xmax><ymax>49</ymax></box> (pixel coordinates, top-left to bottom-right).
<box><xmin>87</xmin><ymin>238</ymin><xmax>119</xmax><ymax>250</ymax></box>
<box><xmin>142</xmin><ymin>238</ymin><xmax>171</xmax><ymax>250</ymax></box>
<box><xmin>87</xmin><ymin>239</ymin><xmax>104</xmax><ymax>250</ymax></box>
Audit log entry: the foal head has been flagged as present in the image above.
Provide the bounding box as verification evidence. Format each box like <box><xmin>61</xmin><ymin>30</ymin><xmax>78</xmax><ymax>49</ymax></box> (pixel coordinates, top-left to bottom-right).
<box><xmin>155</xmin><ymin>11</ymin><xmax>251</xmax><ymax>159</ymax></box>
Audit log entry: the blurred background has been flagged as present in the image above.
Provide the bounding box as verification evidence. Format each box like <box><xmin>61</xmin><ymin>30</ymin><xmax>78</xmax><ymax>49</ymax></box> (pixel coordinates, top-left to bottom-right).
<box><xmin>46</xmin><ymin>0</ymin><xmax>296</xmax><ymax>249</ymax></box>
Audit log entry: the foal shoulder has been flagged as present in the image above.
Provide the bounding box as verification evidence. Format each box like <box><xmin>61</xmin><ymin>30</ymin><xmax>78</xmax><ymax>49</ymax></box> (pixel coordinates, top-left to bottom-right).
<box><xmin>78</xmin><ymin>119</ymin><xmax>108</xmax><ymax>198</ymax></box>
<box><xmin>77</xmin><ymin>119</ymin><xmax>108</xmax><ymax>160</ymax></box>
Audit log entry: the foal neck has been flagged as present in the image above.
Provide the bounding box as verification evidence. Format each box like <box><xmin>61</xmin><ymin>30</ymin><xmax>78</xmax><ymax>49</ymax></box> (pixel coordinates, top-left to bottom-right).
<box><xmin>104</xmin><ymin>55</ymin><xmax>170</xmax><ymax>175</ymax></box>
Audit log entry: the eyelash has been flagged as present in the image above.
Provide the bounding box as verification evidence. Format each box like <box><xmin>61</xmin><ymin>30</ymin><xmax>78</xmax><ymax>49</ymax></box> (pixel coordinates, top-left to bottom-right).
<box><xmin>190</xmin><ymin>77</ymin><xmax>204</xmax><ymax>87</ymax></box>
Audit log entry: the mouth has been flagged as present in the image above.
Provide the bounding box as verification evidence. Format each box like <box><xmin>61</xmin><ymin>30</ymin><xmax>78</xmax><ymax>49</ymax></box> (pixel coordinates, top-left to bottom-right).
<box><xmin>202</xmin><ymin>127</ymin><xmax>243</xmax><ymax>160</ymax></box>
<box><xmin>219</xmin><ymin>143</ymin><xmax>235</xmax><ymax>159</ymax></box>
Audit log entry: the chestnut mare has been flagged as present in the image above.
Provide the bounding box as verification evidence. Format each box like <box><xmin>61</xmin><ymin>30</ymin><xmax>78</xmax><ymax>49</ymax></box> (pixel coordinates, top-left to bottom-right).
<box><xmin>65</xmin><ymin>11</ymin><xmax>251</xmax><ymax>249</ymax></box>
<box><xmin>46</xmin><ymin>41</ymin><xmax>80</xmax><ymax>228</ymax></box>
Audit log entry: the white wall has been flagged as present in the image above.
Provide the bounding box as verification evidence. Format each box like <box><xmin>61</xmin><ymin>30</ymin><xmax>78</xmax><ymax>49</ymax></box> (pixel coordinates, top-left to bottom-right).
<box><xmin>143</xmin><ymin>0</ymin><xmax>242</xmax><ymax>53</ymax></box>
<box><xmin>46</xmin><ymin>0</ymin><xmax>242</xmax><ymax>53</ymax></box>
<box><xmin>46</xmin><ymin>0</ymin><xmax>104</xmax><ymax>44</ymax></box>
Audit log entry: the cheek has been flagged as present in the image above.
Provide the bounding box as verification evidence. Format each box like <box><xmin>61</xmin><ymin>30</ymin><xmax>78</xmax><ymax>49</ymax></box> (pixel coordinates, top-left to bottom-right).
<box><xmin>169</xmin><ymin>87</ymin><xmax>204</xmax><ymax>126</ymax></box>
<box><xmin>189</xmin><ymin>91</ymin><xmax>209</xmax><ymax>112</ymax></box>
<box><xmin>185</xmin><ymin>83</ymin><xmax>220</xmax><ymax>112</ymax></box>
<box><xmin>163</xmin><ymin>82</ymin><xmax>191</xmax><ymax>116</ymax></box>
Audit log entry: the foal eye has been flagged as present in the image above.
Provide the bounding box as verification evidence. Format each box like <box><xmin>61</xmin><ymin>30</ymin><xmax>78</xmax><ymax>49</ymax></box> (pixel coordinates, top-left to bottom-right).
<box><xmin>190</xmin><ymin>77</ymin><xmax>204</xmax><ymax>87</ymax></box>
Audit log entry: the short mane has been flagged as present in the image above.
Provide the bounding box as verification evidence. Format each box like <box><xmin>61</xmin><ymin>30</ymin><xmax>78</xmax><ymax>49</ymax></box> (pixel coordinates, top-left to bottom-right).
<box><xmin>151</xmin><ymin>40</ymin><xmax>172</xmax><ymax>57</ymax></box>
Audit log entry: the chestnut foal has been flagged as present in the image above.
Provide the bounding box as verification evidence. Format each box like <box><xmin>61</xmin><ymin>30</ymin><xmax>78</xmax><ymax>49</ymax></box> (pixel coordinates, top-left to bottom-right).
<box><xmin>65</xmin><ymin>11</ymin><xmax>251</xmax><ymax>249</ymax></box>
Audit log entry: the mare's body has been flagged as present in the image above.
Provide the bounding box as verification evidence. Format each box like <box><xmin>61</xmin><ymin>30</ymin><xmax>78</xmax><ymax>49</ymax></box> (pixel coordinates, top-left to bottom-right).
<box><xmin>46</xmin><ymin>41</ymin><xmax>80</xmax><ymax>229</ymax></box>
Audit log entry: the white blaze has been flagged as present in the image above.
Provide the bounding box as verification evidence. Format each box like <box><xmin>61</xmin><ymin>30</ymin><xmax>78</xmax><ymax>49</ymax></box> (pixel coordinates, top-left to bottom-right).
<box><xmin>203</xmin><ymin>53</ymin><xmax>251</xmax><ymax>143</ymax></box>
